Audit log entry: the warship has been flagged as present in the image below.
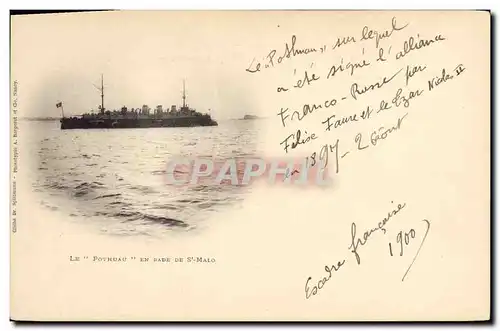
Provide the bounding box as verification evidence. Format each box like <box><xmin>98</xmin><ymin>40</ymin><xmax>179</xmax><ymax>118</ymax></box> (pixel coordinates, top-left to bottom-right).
<box><xmin>59</xmin><ymin>75</ymin><xmax>218</xmax><ymax>130</ymax></box>
<box><xmin>242</xmin><ymin>114</ymin><xmax>259</xmax><ymax>120</ymax></box>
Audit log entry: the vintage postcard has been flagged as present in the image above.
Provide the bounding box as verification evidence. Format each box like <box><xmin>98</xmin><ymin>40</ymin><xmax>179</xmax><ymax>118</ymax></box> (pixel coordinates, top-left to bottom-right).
<box><xmin>10</xmin><ymin>10</ymin><xmax>490</xmax><ymax>321</ymax></box>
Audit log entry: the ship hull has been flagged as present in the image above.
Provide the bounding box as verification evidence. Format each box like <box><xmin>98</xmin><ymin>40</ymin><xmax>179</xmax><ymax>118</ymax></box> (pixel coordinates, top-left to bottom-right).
<box><xmin>60</xmin><ymin>117</ymin><xmax>218</xmax><ymax>130</ymax></box>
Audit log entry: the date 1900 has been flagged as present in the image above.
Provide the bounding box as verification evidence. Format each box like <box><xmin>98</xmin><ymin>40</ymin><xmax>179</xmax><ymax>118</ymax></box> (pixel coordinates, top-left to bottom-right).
<box><xmin>388</xmin><ymin>228</ymin><xmax>416</xmax><ymax>256</ymax></box>
<box><xmin>388</xmin><ymin>219</ymin><xmax>431</xmax><ymax>282</ymax></box>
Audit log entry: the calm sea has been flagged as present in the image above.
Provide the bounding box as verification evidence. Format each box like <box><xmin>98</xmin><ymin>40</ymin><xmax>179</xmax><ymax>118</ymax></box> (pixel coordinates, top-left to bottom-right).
<box><xmin>20</xmin><ymin>119</ymin><xmax>264</xmax><ymax>237</ymax></box>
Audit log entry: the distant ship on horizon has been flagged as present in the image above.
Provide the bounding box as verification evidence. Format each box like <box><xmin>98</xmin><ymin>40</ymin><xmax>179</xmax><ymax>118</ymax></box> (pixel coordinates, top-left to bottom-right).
<box><xmin>59</xmin><ymin>75</ymin><xmax>218</xmax><ymax>130</ymax></box>
<box><xmin>241</xmin><ymin>114</ymin><xmax>260</xmax><ymax>120</ymax></box>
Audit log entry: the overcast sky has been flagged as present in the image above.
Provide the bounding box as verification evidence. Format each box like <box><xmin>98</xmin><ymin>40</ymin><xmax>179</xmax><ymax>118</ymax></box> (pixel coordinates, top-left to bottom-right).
<box><xmin>11</xmin><ymin>11</ymin><xmax>289</xmax><ymax>119</ymax></box>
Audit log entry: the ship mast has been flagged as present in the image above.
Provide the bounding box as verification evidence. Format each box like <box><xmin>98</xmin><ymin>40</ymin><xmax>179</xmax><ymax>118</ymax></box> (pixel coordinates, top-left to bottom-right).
<box><xmin>182</xmin><ymin>79</ymin><xmax>186</xmax><ymax>108</ymax></box>
<box><xmin>100</xmin><ymin>74</ymin><xmax>104</xmax><ymax>114</ymax></box>
<box><xmin>93</xmin><ymin>74</ymin><xmax>105</xmax><ymax>114</ymax></box>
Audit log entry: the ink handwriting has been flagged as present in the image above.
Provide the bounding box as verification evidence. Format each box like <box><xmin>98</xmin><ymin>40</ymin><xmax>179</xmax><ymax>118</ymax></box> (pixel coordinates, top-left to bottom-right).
<box><xmin>348</xmin><ymin>202</ymin><xmax>407</xmax><ymax>265</ymax></box>
<box><xmin>245</xmin><ymin>35</ymin><xmax>318</xmax><ymax>73</ymax></box>
<box><xmin>350</xmin><ymin>68</ymin><xmax>403</xmax><ymax>100</ymax></box>
<box><xmin>401</xmin><ymin>219</ymin><xmax>431</xmax><ymax>281</ymax></box>
<box><xmin>360</xmin><ymin>16</ymin><xmax>410</xmax><ymax>49</ymax></box>
<box><xmin>305</xmin><ymin>201</ymin><xmax>420</xmax><ymax>299</ymax></box>
<box><xmin>278</xmin><ymin>97</ymin><xmax>338</xmax><ymax>128</ymax></box>
<box><xmin>280</xmin><ymin>129</ymin><xmax>318</xmax><ymax>153</ymax></box>
<box><xmin>395</xmin><ymin>34</ymin><xmax>446</xmax><ymax>60</ymax></box>
<box><xmin>243</xmin><ymin>17</ymin><xmax>463</xmax><ymax>299</ymax></box>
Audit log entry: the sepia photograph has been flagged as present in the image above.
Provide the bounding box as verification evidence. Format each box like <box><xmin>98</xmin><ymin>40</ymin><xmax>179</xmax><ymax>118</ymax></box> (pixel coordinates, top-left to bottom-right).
<box><xmin>9</xmin><ymin>10</ymin><xmax>491</xmax><ymax>322</ymax></box>
<box><xmin>12</xmin><ymin>11</ymin><xmax>274</xmax><ymax>239</ymax></box>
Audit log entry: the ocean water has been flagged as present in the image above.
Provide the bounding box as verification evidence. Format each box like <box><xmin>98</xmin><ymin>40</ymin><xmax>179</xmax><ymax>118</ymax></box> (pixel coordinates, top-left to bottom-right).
<box><xmin>20</xmin><ymin>119</ymin><xmax>264</xmax><ymax>237</ymax></box>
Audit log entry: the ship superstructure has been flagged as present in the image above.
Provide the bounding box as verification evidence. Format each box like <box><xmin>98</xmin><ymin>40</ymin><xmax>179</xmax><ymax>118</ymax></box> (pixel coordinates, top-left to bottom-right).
<box><xmin>59</xmin><ymin>76</ymin><xmax>218</xmax><ymax>129</ymax></box>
